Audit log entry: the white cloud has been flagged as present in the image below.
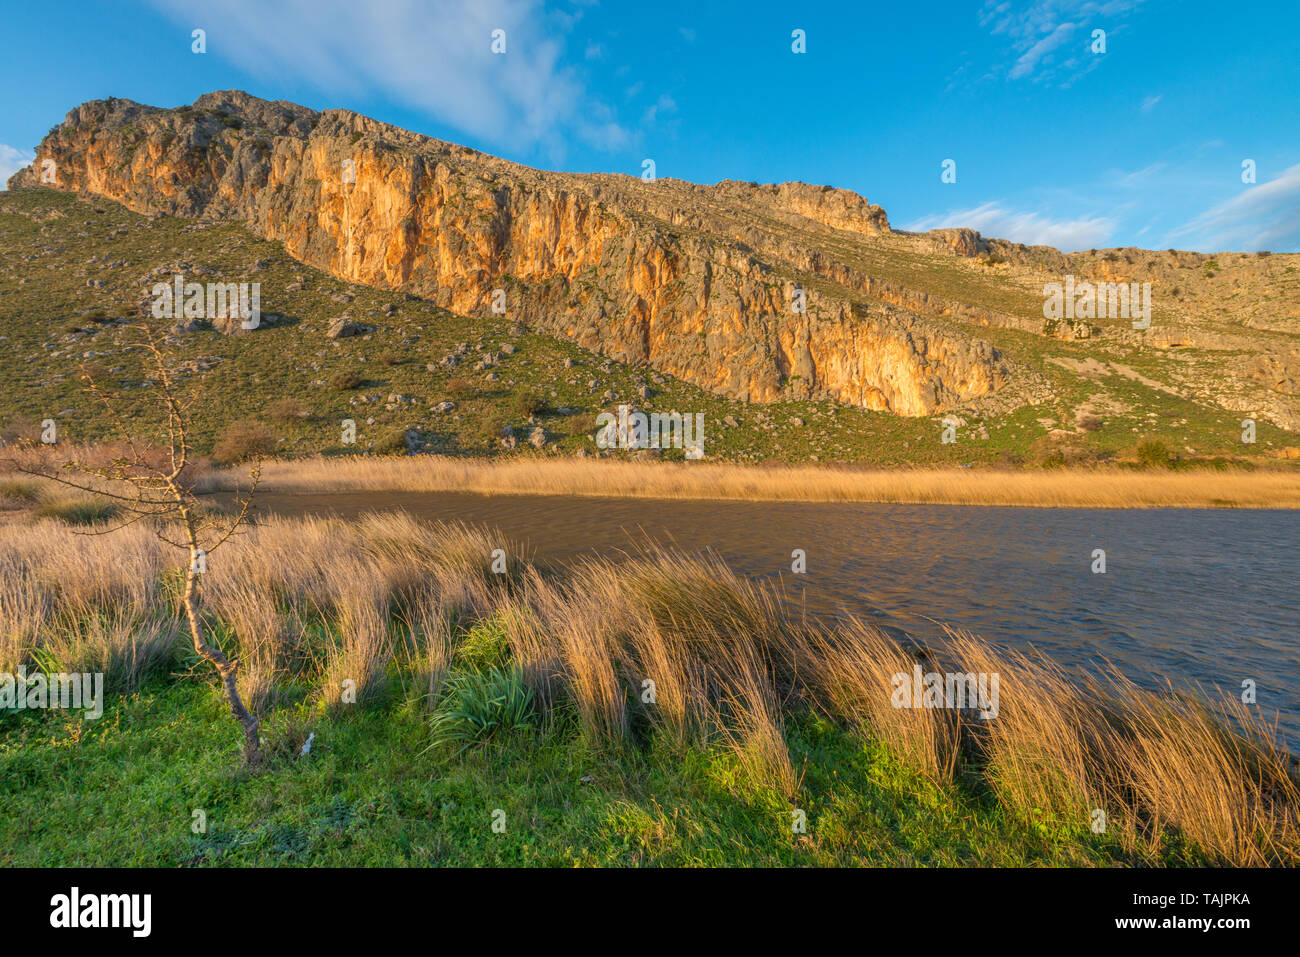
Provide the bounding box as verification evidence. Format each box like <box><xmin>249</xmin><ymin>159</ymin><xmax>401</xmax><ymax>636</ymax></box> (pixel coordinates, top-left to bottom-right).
<box><xmin>1140</xmin><ymin>93</ymin><xmax>1161</xmax><ymax>112</ymax></box>
<box><xmin>0</xmin><ymin>144</ymin><xmax>34</xmax><ymax>189</ymax></box>
<box><xmin>146</xmin><ymin>0</ymin><xmax>628</xmax><ymax>157</ymax></box>
<box><xmin>906</xmin><ymin>201</ymin><xmax>1116</xmax><ymax>251</ymax></box>
<box><xmin>1165</xmin><ymin>164</ymin><xmax>1300</xmax><ymax>252</ymax></box>
<box><xmin>641</xmin><ymin>94</ymin><xmax>676</xmax><ymax>126</ymax></box>
<box><xmin>1117</xmin><ymin>162</ymin><xmax>1164</xmax><ymax>186</ymax></box>
<box><xmin>1008</xmin><ymin>21</ymin><xmax>1076</xmax><ymax>79</ymax></box>
<box><xmin>978</xmin><ymin>0</ymin><xmax>1145</xmax><ymax>82</ymax></box>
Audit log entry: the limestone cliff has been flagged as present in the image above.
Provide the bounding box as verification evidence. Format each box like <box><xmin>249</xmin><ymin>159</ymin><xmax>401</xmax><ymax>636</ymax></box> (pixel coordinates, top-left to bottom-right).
<box><xmin>10</xmin><ymin>91</ymin><xmax>1010</xmax><ymax>414</ymax></box>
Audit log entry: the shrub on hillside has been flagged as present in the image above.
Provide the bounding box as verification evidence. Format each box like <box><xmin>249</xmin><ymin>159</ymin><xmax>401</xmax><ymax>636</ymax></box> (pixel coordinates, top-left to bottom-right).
<box><xmin>1029</xmin><ymin>437</ymin><xmax>1107</xmax><ymax>469</ymax></box>
<box><xmin>0</xmin><ymin>416</ymin><xmax>43</xmax><ymax>447</ymax></box>
<box><xmin>267</xmin><ymin>397</ymin><xmax>308</xmax><ymax>422</ymax></box>
<box><xmin>483</xmin><ymin>419</ymin><xmax>510</xmax><ymax>446</ymax></box>
<box><xmin>568</xmin><ymin>411</ymin><xmax>599</xmax><ymax>438</ymax></box>
<box><xmin>213</xmin><ymin>419</ymin><xmax>277</xmax><ymax>464</ymax></box>
<box><xmin>446</xmin><ymin>377</ymin><xmax>474</xmax><ymax>399</ymax></box>
<box><xmin>515</xmin><ymin>391</ymin><xmax>546</xmax><ymax>419</ymax></box>
<box><xmin>373</xmin><ymin>428</ymin><xmax>415</xmax><ymax>455</ymax></box>
<box><xmin>329</xmin><ymin>370</ymin><xmax>363</xmax><ymax>391</ymax></box>
<box><xmin>1136</xmin><ymin>438</ymin><xmax>1174</xmax><ymax>468</ymax></box>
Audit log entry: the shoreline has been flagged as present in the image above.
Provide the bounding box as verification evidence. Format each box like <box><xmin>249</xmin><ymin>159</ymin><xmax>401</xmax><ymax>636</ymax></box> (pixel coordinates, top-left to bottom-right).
<box><xmin>202</xmin><ymin>456</ymin><xmax>1300</xmax><ymax>510</ymax></box>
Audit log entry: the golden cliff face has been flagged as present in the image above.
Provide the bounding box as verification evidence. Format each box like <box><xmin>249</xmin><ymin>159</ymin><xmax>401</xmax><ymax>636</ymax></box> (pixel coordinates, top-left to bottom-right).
<box><xmin>11</xmin><ymin>91</ymin><xmax>1009</xmax><ymax>415</ymax></box>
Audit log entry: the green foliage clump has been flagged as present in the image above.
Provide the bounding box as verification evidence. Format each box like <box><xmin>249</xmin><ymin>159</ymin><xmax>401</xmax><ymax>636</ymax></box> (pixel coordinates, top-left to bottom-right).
<box><xmin>372</xmin><ymin>428</ymin><xmax>413</xmax><ymax>455</ymax></box>
<box><xmin>1136</xmin><ymin>438</ymin><xmax>1173</xmax><ymax>468</ymax></box>
<box><xmin>429</xmin><ymin>666</ymin><xmax>536</xmax><ymax>753</ymax></box>
<box><xmin>456</xmin><ymin>616</ymin><xmax>511</xmax><ymax>671</ymax></box>
<box><xmin>34</xmin><ymin>497</ymin><xmax>117</xmax><ymax>525</ymax></box>
<box><xmin>515</xmin><ymin>392</ymin><xmax>546</xmax><ymax>419</ymax></box>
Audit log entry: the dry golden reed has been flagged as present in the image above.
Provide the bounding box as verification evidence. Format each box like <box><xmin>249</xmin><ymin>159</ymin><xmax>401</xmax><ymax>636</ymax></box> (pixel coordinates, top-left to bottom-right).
<box><xmin>199</xmin><ymin>455</ymin><xmax>1300</xmax><ymax>509</ymax></box>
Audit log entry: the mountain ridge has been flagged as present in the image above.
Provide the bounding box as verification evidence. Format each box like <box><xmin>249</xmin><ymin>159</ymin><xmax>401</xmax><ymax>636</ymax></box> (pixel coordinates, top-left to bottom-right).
<box><xmin>10</xmin><ymin>90</ymin><xmax>1300</xmax><ymax>433</ymax></box>
<box><xmin>10</xmin><ymin>90</ymin><xmax>1015</xmax><ymax>416</ymax></box>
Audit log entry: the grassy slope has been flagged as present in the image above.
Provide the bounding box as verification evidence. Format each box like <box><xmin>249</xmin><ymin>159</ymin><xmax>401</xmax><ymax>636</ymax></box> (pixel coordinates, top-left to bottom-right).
<box><xmin>0</xmin><ymin>188</ymin><xmax>1295</xmax><ymax>469</ymax></box>
<box><xmin>2</xmin><ymin>677</ymin><xmax>1151</xmax><ymax>868</ymax></box>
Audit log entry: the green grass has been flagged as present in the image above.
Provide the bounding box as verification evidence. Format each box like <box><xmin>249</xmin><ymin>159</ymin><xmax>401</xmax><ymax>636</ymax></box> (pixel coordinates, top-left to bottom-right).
<box><xmin>33</xmin><ymin>497</ymin><xmax>117</xmax><ymax>525</ymax></box>
<box><xmin>0</xmin><ymin>478</ymin><xmax>41</xmax><ymax>503</ymax></box>
<box><xmin>0</xmin><ymin>675</ymin><xmax>1147</xmax><ymax>867</ymax></box>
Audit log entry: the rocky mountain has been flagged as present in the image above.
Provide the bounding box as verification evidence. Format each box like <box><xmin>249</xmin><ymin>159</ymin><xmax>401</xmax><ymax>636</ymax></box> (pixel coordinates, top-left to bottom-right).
<box><xmin>9</xmin><ymin>91</ymin><xmax>1011</xmax><ymax>417</ymax></box>
<box><xmin>9</xmin><ymin>90</ymin><xmax>1300</xmax><ymax>435</ymax></box>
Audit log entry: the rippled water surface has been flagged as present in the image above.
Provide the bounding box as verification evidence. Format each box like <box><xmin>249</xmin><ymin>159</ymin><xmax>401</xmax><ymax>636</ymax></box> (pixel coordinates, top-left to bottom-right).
<box><xmin>247</xmin><ymin>491</ymin><xmax>1300</xmax><ymax>746</ymax></box>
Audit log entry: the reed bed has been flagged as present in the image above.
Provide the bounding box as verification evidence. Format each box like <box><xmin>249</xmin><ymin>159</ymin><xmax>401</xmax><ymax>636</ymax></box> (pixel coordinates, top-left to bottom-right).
<box><xmin>198</xmin><ymin>455</ymin><xmax>1300</xmax><ymax>509</ymax></box>
<box><xmin>1</xmin><ymin>513</ymin><xmax>1296</xmax><ymax>865</ymax></box>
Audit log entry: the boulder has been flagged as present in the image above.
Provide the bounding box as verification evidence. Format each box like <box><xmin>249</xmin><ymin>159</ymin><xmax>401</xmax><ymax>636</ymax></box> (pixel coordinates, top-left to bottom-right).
<box><xmin>327</xmin><ymin>317</ymin><xmax>372</xmax><ymax>339</ymax></box>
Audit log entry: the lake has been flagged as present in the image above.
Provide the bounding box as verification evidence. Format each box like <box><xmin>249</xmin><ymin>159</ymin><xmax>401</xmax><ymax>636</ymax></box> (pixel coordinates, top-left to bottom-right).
<box><xmin>244</xmin><ymin>491</ymin><xmax>1300</xmax><ymax>747</ymax></box>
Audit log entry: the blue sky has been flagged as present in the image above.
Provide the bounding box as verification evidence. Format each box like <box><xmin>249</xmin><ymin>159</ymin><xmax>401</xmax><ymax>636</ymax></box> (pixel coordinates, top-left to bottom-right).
<box><xmin>2</xmin><ymin>0</ymin><xmax>1297</xmax><ymax>252</ymax></box>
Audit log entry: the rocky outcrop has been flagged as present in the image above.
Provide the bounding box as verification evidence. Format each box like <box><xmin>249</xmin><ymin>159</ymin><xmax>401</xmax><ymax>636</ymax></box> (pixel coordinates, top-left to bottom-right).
<box><xmin>10</xmin><ymin>90</ymin><xmax>1011</xmax><ymax>415</ymax></box>
<box><xmin>927</xmin><ymin>228</ymin><xmax>987</xmax><ymax>258</ymax></box>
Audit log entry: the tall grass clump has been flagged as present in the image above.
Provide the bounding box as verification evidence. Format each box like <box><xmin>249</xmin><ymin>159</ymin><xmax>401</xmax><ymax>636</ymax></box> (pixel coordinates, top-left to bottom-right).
<box><xmin>205</xmin><ymin>579</ymin><xmax>291</xmax><ymax>716</ymax></box>
<box><xmin>512</xmin><ymin>548</ymin><xmax>798</xmax><ymax>796</ymax></box>
<box><xmin>804</xmin><ymin>618</ymin><xmax>961</xmax><ymax>782</ymax></box>
<box><xmin>0</xmin><ymin>551</ymin><xmax>49</xmax><ymax>671</ymax></box>
<box><xmin>319</xmin><ymin>569</ymin><xmax>393</xmax><ymax>711</ymax></box>
<box><xmin>34</xmin><ymin>495</ymin><xmax>118</xmax><ymax>526</ymax></box>
<box><xmin>1086</xmin><ymin>670</ymin><xmax>1300</xmax><ymax>865</ymax></box>
<box><xmin>428</xmin><ymin>665</ymin><xmax>537</xmax><ymax>754</ymax></box>
<box><xmin>37</xmin><ymin>605</ymin><xmax>178</xmax><ymax>693</ymax></box>
<box><xmin>942</xmin><ymin>632</ymin><xmax>1107</xmax><ymax>834</ymax></box>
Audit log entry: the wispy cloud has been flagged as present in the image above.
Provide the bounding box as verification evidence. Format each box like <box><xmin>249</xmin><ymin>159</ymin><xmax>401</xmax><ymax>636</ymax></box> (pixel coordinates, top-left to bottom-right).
<box><xmin>1140</xmin><ymin>93</ymin><xmax>1161</xmax><ymax>112</ymax></box>
<box><xmin>906</xmin><ymin>200</ymin><xmax>1116</xmax><ymax>251</ymax></box>
<box><xmin>1165</xmin><ymin>164</ymin><xmax>1300</xmax><ymax>252</ymax></box>
<box><xmin>146</xmin><ymin>0</ymin><xmax>629</xmax><ymax>157</ymax></box>
<box><xmin>641</xmin><ymin>94</ymin><xmax>677</xmax><ymax>126</ymax></box>
<box><xmin>1117</xmin><ymin>162</ymin><xmax>1165</xmax><ymax>186</ymax></box>
<box><xmin>977</xmin><ymin>0</ymin><xmax>1145</xmax><ymax>83</ymax></box>
<box><xmin>0</xmin><ymin>144</ymin><xmax>34</xmax><ymax>190</ymax></box>
<box><xmin>1009</xmin><ymin>21</ymin><xmax>1076</xmax><ymax>79</ymax></box>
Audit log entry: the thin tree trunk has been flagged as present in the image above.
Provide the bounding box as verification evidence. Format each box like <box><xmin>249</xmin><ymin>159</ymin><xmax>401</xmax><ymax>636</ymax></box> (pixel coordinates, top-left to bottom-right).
<box><xmin>183</xmin><ymin>566</ymin><xmax>261</xmax><ymax>765</ymax></box>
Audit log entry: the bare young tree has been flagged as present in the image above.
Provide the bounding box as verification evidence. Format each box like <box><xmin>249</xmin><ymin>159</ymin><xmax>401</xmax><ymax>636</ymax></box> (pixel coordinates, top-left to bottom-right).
<box><xmin>13</xmin><ymin>325</ymin><xmax>264</xmax><ymax>764</ymax></box>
